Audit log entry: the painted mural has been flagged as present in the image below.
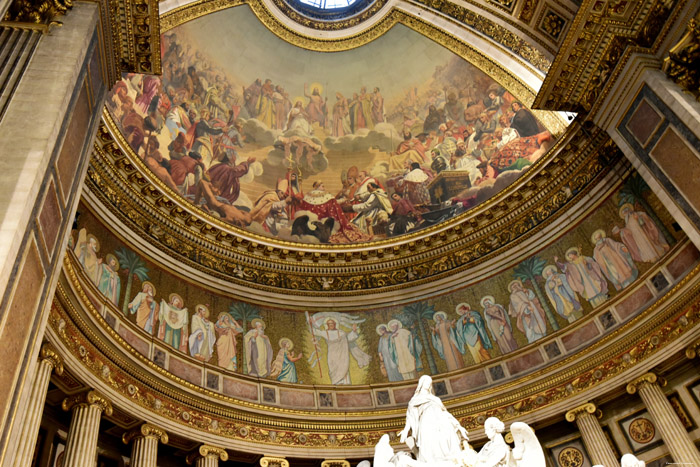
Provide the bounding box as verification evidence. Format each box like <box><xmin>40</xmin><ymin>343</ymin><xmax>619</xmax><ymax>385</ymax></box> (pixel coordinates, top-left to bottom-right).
<box><xmin>106</xmin><ymin>6</ymin><xmax>558</xmax><ymax>245</ymax></box>
<box><xmin>70</xmin><ymin>173</ymin><xmax>684</xmax><ymax>386</ymax></box>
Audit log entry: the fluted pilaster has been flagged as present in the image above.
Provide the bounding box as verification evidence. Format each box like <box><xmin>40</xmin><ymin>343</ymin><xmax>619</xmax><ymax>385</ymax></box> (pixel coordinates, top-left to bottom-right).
<box><xmin>565</xmin><ymin>402</ymin><xmax>618</xmax><ymax>467</ymax></box>
<box><xmin>61</xmin><ymin>390</ymin><xmax>113</xmax><ymax>467</ymax></box>
<box><xmin>186</xmin><ymin>444</ymin><xmax>228</xmax><ymax>467</ymax></box>
<box><xmin>122</xmin><ymin>423</ymin><xmax>168</xmax><ymax>467</ymax></box>
<box><xmin>12</xmin><ymin>343</ymin><xmax>63</xmax><ymax>465</ymax></box>
<box><xmin>627</xmin><ymin>372</ymin><xmax>700</xmax><ymax>465</ymax></box>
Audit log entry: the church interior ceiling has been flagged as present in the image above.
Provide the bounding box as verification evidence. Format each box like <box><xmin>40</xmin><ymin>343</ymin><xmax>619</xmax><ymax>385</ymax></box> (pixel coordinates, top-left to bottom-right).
<box><xmin>47</xmin><ymin>0</ymin><xmax>700</xmax><ymax>458</ymax></box>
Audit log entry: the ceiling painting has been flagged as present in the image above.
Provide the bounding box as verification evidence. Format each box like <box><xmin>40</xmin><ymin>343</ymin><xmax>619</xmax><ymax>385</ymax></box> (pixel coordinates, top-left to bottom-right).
<box><xmin>108</xmin><ymin>5</ymin><xmax>559</xmax><ymax>245</ymax></box>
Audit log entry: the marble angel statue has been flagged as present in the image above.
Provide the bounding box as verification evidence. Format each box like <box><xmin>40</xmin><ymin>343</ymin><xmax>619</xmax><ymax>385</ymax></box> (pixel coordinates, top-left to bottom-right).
<box><xmin>510</xmin><ymin>421</ymin><xmax>545</xmax><ymax>467</ymax></box>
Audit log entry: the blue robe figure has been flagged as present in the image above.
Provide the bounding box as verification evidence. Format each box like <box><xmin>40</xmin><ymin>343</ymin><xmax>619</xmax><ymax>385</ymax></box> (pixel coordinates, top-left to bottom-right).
<box><xmin>270</xmin><ymin>338</ymin><xmax>302</xmax><ymax>383</ymax></box>
<box><xmin>542</xmin><ymin>265</ymin><xmax>583</xmax><ymax>324</ymax></box>
<box><xmin>454</xmin><ymin>304</ymin><xmax>492</xmax><ymax>364</ymax></box>
<box><xmin>377</xmin><ymin>324</ymin><xmax>403</xmax><ymax>381</ymax></box>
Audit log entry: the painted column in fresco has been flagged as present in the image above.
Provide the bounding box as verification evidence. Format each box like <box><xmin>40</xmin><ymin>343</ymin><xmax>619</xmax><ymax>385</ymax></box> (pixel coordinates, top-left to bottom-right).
<box><xmin>122</xmin><ymin>423</ymin><xmax>169</xmax><ymax>467</ymax></box>
<box><xmin>186</xmin><ymin>445</ymin><xmax>229</xmax><ymax>467</ymax></box>
<box><xmin>61</xmin><ymin>391</ymin><xmax>113</xmax><ymax>466</ymax></box>
<box><xmin>12</xmin><ymin>343</ymin><xmax>64</xmax><ymax>465</ymax></box>
<box><xmin>627</xmin><ymin>373</ymin><xmax>700</xmax><ymax>465</ymax></box>
<box><xmin>565</xmin><ymin>402</ymin><xmax>618</xmax><ymax>467</ymax></box>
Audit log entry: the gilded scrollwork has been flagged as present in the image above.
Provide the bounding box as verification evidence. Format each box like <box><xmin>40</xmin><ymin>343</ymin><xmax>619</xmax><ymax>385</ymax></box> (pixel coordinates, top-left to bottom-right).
<box><xmin>122</xmin><ymin>423</ymin><xmax>169</xmax><ymax>444</ymax></box>
<box><xmin>664</xmin><ymin>9</ymin><xmax>700</xmax><ymax>101</ymax></box>
<box><xmin>62</xmin><ymin>390</ymin><xmax>114</xmax><ymax>416</ymax></box>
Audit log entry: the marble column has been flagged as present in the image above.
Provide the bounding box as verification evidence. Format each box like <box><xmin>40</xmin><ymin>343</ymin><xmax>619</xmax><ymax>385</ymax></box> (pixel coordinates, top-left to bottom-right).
<box><xmin>186</xmin><ymin>445</ymin><xmax>228</xmax><ymax>467</ymax></box>
<box><xmin>565</xmin><ymin>402</ymin><xmax>618</xmax><ymax>467</ymax></box>
<box><xmin>61</xmin><ymin>390</ymin><xmax>113</xmax><ymax>467</ymax></box>
<box><xmin>12</xmin><ymin>343</ymin><xmax>63</xmax><ymax>466</ymax></box>
<box><xmin>627</xmin><ymin>373</ymin><xmax>700</xmax><ymax>465</ymax></box>
<box><xmin>122</xmin><ymin>423</ymin><xmax>168</xmax><ymax>467</ymax></box>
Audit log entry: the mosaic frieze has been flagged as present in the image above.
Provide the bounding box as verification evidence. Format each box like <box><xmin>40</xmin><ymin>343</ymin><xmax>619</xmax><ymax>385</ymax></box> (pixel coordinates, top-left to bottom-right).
<box><xmin>71</xmin><ymin>172</ymin><xmax>685</xmax><ymax>386</ymax></box>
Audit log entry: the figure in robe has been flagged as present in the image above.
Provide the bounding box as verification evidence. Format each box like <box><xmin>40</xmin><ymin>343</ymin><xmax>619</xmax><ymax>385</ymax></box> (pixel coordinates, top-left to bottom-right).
<box><xmin>349</xmin><ymin>182</ymin><xmax>393</xmax><ymax>235</ymax></box>
<box><xmin>243</xmin><ymin>78</ymin><xmax>262</xmax><ymax>118</ymax></box>
<box><xmin>388</xmin><ymin>319</ymin><xmax>422</xmax><ymax>380</ymax></box>
<box><xmin>509</xmin><ymin>101</ymin><xmax>539</xmax><ymax>137</ymax></box>
<box><xmin>74</xmin><ymin>228</ymin><xmax>102</xmax><ymax>285</ymax></box>
<box><xmin>128</xmin><ymin>281</ymin><xmax>159</xmax><ymax>334</ymax></box>
<box><xmin>244</xmin><ymin>318</ymin><xmax>273</xmax><ymax>377</ymax></box>
<box><xmin>250</xmin><ymin>179</ymin><xmax>290</xmax><ymax>235</ymax></box>
<box><xmin>508</xmin><ymin>280</ymin><xmax>548</xmax><ymax>343</ymax></box>
<box><xmin>591</xmin><ymin>229</ymin><xmax>638</xmax><ymax>291</ymax></box>
<box><xmin>189</xmin><ymin>304</ymin><xmax>216</xmax><ymax>362</ymax></box>
<box><xmin>206</xmin><ymin>156</ymin><xmax>253</xmax><ymax>204</ymax></box>
<box><xmin>97</xmin><ymin>254</ymin><xmax>121</xmax><ymax>306</ymax></box>
<box><xmin>269</xmin><ymin>338</ymin><xmax>303</xmax><ymax>383</ymax></box>
<box><xmin>157</xmin><ymin>293</ymin><xmax>189</xmax><ymax>352</ymax></box>
<box><xmin>430</xmin><ymin>311</ymin><xmax>464</xmax><ymax>371</ymax></box>
<box><xmin>376</xmin><ymin>324</ymin><xmax>402</xmax><ymax>382</ymax></box>
<box><xmin>454</xmin><ymin>303</ymin><xmax>492</xmax><ymax>364</ymax></box>
<box><xmin>331</xmin><ymin>92</ymin><xmax>350</xmax><ymax>137</ymax></box>
<box><xmin>304</xmin><ymin>83</ymin><xmax>327</xmax><ymax>127</ymax></box>
<box><xmin>354</xmin><ymin>87</ymin><xmax>374</xmax><ymax>130</ymax></box>
<box><xmin>542</xmin><ymin>265</ymin><xmax>583</xmax><ymax>324</ymax></box>
<box><xmin>481</xmin><ymin>296</ymin><xmax>518</xmax><ymax>354</ymax></box>
<box><xmin>285</xmin><ymin>101</ymin><xmax>313</xmax><ymax>134</ymax></box>
<box><xmin>214</xmin><ymin>313</ymin><xmax>243</xmax><ymax>371</ymax></box>
<box><xmin>310</xmin><ymin>316</ymin><xmax>370</xmax><ymax>385</ymax></box>
<box><xmin>389</xmin><ymin>130</ymin><xmax>429</xmax><ymax>172</ymax></box>
<box><xmin>135</xmin><ymin>75</ymin><xmax>160</xmax><ymax>113</ymax></box>
<box><xmin>398</xmin><ymin>375</ymin><xmax>469</xmax><ymax>463</ymax></box>
<box><xmin>614</xmin><ymin>203</ymin><xmax>670</xmax><ymax>263</ymax></box>
<box><xmin>256</xmin><ymin>79</ymin><xmax>275</xmax><ymax>128</ymax></box>
<box><xmin>272</xmin><ymin>86</ymin><xmax>289</xmax><ymax>130</ymax></box>
<box><xmin>555</xmin><ymin>247</ymin><xmax>609</xmax><ymax>307</ymax></box>
<box><xmin>371</xmin><ymin>87</ymin><xmax>385</xmax><ymax>124</ymax></box>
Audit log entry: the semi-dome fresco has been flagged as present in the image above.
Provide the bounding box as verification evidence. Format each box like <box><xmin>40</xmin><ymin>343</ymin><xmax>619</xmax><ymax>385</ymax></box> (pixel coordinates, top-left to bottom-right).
<box><xmin>108</xmin><ymin>5</ymin><xmax>559</xmax><ymax>245</ymax></box>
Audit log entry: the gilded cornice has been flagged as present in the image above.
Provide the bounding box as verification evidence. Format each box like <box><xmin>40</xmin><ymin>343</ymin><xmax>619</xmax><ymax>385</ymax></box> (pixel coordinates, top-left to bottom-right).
<box><xmin>267</xmin><ymin>0</ymin><xmax>389</xmax><ymax>30</ymax></box>
<box><xmin>160</xmin><ymin>0</ymin><xmax>552</xmax><ymax>75</ymax></box>
<box><xmin>46</xmin><ymin>254</ymin><xmax>700</xmax><ymax>452</ymax></box>
<box><xmin>86</xmin><ymin>117</ymin><xmax>614</xmax><ymax>295</ymax></box>
<box><xmin>534</xmin><ymin>0</ymin><xmax>688</xmax><ymax>114</ymax></box>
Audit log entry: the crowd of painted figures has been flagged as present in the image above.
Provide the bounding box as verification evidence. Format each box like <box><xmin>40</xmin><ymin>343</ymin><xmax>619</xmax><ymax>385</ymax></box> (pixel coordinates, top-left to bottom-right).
<box><xmin>72</xmin><ymin>195</ymin><xmax>670</xmax><ymax>384</ymax></box>
<box><xmin>106</xmin><ymin>32</ymin><xmax>556</xmax><ymax>243</ymax></box>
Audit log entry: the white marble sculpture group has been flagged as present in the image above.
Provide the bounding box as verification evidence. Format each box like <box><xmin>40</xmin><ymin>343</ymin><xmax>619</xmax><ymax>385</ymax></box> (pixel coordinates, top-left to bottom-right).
<box><xmin>373</xmin><ymin>375</ymin><xmax>646</xmax><ymax>467</ymax></box>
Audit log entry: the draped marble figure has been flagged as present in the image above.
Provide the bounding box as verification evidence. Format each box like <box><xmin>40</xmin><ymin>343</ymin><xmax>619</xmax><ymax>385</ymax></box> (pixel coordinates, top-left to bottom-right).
<box><xmin>399</xmin><ymin>375</ymin><xmax>469</xmax><ymax>463</ymax></box>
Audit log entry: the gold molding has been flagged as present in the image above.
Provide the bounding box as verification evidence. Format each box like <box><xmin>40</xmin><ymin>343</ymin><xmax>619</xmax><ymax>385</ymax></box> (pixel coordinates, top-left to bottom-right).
<box><xmin>321</xmin><ymin>460</ymin><xmax>350</xmax><ymax>467</ymax></box>
<box><xmin>62</xmin><ymin>390</ymin><xmax>114</xmax><ymax>416</ymax></box>
<box><xmin>685</xmin><ymin>337</ymin><xmax>700</xmax><ymax>359</ymax></box>
<box><xmin>535</xmin><ymin>0</ymin><xmax>688</xmax><ymax>114</ymax></box>
<box><xmin>122</xmin><ymin>423</ymin><xmax>169</xmax><ymax>444</ymax></box>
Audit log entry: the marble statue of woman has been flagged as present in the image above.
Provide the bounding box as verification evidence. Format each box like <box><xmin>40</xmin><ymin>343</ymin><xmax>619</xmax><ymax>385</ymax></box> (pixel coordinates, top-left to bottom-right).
<box><xmin>475</xmin><ymin>417</ymin><xmax>513</xmax><ymax>467</ymax></box>
<box><xmin>510</xmin><ymin>422</ymin><xmax>545</xmax><ymax>467</ymax></box>
<box><xmin>399</xmin><ymin>375</ymin><xmax>469</xmax><ymax>463</ymax></box>
<box><xmin>621</xmin><ymin>453</ymin><xmax>645</xmax><ymax>467</ymax></box>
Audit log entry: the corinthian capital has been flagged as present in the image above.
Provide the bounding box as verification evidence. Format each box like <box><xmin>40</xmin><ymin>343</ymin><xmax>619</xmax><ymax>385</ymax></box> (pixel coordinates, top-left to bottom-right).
<box><xmin>122</xmin><ymin>423</ymin><xmax>169</xmax><ymax>445</ymax></box>
<box><xmin>40</xmin><ymin>342</ymin><xmax>64</xmax><ymax>376</ymax></box>
<box><xmin>565</xmin><ymin>402</ymin><xmax>598</xmax><ymax>422</ymax></box>
<box><xmin>62</xmin><ymin>390</ymin><xmax>113</xmax><ymax>416</ymax></box>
